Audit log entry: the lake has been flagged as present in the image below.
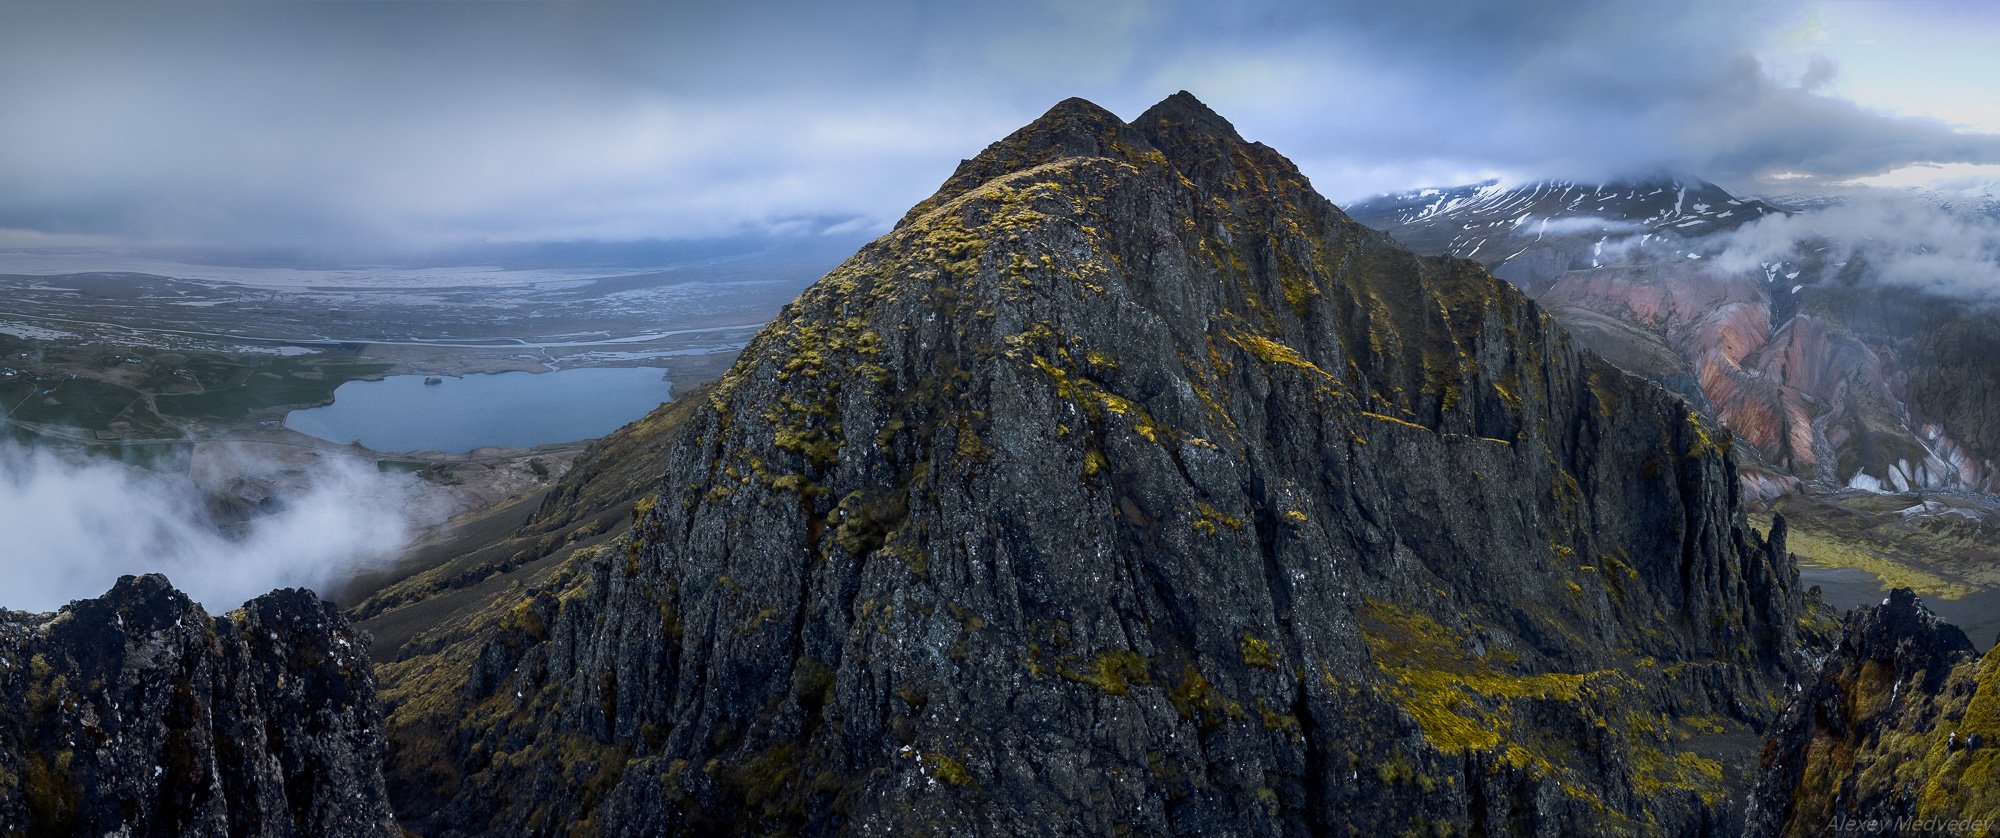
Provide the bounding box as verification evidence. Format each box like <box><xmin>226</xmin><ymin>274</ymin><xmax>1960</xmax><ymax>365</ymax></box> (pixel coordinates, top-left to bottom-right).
<box><xmin>285</xmin><ymin>368</ymin><xmax>672</xmax><ymax>453</ymax></box>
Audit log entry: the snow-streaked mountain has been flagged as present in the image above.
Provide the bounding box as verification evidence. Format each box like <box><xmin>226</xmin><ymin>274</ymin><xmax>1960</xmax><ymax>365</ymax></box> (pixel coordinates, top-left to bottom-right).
<box><xmin>1349</xmin><ymin>177</ymin><xmax>1783</xmax><ymax>286</ymax></box>
<box><xmin>1917</xmin><ymin>179</ymin><xmax>2000</xmax><ymax>218</ymax></box>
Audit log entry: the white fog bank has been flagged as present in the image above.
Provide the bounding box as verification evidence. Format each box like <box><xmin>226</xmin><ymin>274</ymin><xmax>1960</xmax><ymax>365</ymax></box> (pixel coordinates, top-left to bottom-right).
<box><xmin>0</xmin><ymin>443</ymin><xmax>433</xmax><ymax>613</ymax></box>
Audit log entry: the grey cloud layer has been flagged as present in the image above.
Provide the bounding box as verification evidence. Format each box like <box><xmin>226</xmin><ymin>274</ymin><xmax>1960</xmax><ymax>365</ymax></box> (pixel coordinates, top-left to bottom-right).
<box><xmin>0</xmin><ymin>0</ymin><xmax>1994</xmax><ymax>252</ymax></box>
<box><xmin>1710</xmin><ymin>194</ymin><xmax>2000</xmax><ymax>299</ymax></box>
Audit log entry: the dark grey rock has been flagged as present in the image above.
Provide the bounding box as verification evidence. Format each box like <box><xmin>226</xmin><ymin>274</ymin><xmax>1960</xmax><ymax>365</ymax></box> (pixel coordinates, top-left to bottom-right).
<box><xmin>0</xmin><ymin>574</ymin><xmax>396</xmax><ymax>837</ymax></box>
<box><xmin>395</xmin><ymin>93</ymin><xmax>1812</xmax><ymax>836</ymax></box>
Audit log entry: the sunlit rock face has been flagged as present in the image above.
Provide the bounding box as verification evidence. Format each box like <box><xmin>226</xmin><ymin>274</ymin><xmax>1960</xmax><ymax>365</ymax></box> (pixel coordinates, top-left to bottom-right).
<box><xmin>0</xmin><ymin>574</ymin><xmax>396</xmax><ymax>836</ymax></box>
<box><xmin>381</xmin><ymin>93</ymin><xmax>1811</xmax><ymax>836</ymax></box>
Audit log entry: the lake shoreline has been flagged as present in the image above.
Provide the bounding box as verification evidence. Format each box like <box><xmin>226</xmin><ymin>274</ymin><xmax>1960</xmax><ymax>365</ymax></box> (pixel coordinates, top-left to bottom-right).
<box><xmin>285</xmin><ymin>367</ymin><xmax>674</xmax><ymax>453</ymax></box>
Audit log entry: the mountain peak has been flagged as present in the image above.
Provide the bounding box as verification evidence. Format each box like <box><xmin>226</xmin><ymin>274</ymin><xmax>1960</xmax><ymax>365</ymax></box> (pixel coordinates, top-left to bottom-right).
<box><xmin>388</xmin><ymin>93</ymin><xmax>1812</xmax><ymax>835</ymax></box>
<box><xmin>1134</xmin><ymin>89</ymin><xmax>1238</xmax><ymax>138</ymax></box>
<box><xmin>1845</xmin><ymin>588</ymin><xmax>1976</xmax><ymax>667</ymax></box>
<box><xmin>1005</xmin><ymin>95</ymin><xmax>1134</xmax><ymax>158</ymax></box>
<box><xmin>0</xmin><ymin>576</ymin><xmax>395</xmax><ymax>834</ymax></box>
<box><xmin>897</xmin><ymin>91</ymin><xmax>1319</xmax><ymax>232</ymax></box>
<box><xmin>1042</xmin><ymin>95</ymin><xmax>1121</xmax><ymax>124</ymax></box>
<box><xmin>1748</xmin><ymin>587</ymin><xmax>1983</xmax><ymax>830</ymax></box>
<box><xmin>896</xmin><ymin>95</ymin><xmax>1149</xmax><ymax>227</ymax></box>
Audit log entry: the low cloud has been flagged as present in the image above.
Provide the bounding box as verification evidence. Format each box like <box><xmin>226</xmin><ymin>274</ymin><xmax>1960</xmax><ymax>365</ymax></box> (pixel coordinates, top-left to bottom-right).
<box><xmin>1709</xmin><ymin>193</ymin><xmax>2000</xmax><ymax>299</ymax></box>
<box><xmin>1531</xmin><ymin>216</ymin><xmax>1648</xmax><ymax>236</ymax></box>
<box><xmin>0</xmin><ymin>443</ymin><xmax>436</xmax><ymax>613</ymax></box>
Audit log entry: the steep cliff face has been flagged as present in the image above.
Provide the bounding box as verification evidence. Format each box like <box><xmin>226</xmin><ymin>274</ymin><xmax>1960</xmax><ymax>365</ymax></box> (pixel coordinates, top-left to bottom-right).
<box><xmin>1748</xmin><ymin>589</ymin><xmax>2000</xmax><ymax>834</ymax></box>
<box><xmin>385</xmin><ymin>93</ymin><xmax>1810</xmax><ymax>835</ymax></box>
<box><xmin>0</xmin><ymin>574</ymin><xmax>396</xmax><ymax>837</ymax></box>
<box><xmin>1902</xmin><ymin>302</ymin><xmax>2000</xmax><ymax>476</ymax></box>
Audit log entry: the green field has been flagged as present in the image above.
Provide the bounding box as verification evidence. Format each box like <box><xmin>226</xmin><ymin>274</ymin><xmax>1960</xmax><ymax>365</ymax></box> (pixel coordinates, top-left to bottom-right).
<box><xmin>2</xmin><ymin>338</ymin><xmax>389</xmax><ymax>433</ymax></box>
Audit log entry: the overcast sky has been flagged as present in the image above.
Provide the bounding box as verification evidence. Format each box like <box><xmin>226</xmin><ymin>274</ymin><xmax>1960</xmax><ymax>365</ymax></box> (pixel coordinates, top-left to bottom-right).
<box><xmin>3</xmin><ymin>0</ymin><xmax>1999</xmax><ymax>257</ymax></box>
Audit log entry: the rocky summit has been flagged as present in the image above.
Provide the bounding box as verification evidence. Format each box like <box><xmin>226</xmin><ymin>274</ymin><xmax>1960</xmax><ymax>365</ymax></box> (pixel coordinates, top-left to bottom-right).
<box><xmin>372</xmin><ymin>92</ymin><xmax>1819</xmax><ymax>835</ymax></box>
<box><xmin>1748</xmin><ymin>589</ymin><xmax>2000</xmax><ymax>834</ymax></box>
<box><xmin>0</xmin><ymin>574</ymin><xmax>395</xmax><ymax>837</ymax></box>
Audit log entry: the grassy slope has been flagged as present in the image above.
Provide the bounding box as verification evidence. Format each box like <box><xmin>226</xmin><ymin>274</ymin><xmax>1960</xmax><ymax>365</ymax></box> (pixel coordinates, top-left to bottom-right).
<box><xmin>1758</xmin><ymin>493</ymin><xmax>2000</xmax><ymax>601</ymax></box>
<box><xmin>352</xmin><ymin>382</ymin><xmax>711</xmax><ymax>659</ymax></box>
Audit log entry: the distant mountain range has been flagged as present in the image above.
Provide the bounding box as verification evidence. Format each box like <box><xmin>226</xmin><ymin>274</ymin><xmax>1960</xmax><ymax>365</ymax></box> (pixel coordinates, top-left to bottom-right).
<box><xmin>1350</xmin><ymin>177</ymin><xmax>1783</xmax><ymax>289</ymax></box>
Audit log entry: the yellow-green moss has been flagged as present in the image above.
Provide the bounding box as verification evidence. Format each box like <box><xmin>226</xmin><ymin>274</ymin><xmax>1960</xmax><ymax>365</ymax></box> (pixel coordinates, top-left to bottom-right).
<box><xmin>1168</xmin><ymin>668</ymin><xmax>1220</xmax><ymax>721</ymax></box>
<box><xmin>1229</xmin><ymin>332</ymin><xmax>1335</xmax><ymax>380</ymax></box>
<box><xmin>1192</xmin><ymin>502</ymin><xmax>1245</xmax><ymax>536</ymax></box>
<box><xmin>1751</xmin><ymin>512</ymin><xmax>1974</xmax><ymax>599</ymax></box>
<box><xmin>22</xmin><ymin>751</ymin><xmax>78</xmax><ymax>834</ymax></box>
<box><xmin>1685</xmin><ymin>411</ymin><xmax>1731</xmax><ymax>458</ymax></box>
<box><xmin>1240</xmin><ymin>634</ymin><xmax>1278</xmax><ymax>669</ymax></box>
<box><xmin>731</xmin><ymin>742</ymin><xmax>802</xmax><ymax>819</ymax></box>
<box><xmin>1082</xmin><ymin>449</ymin><xmax>1108</xmax><ymax>480</ymax></box>
<box><xmin>831</xmin><ymin>490</ymin><xmax>908</xmax><ymax>557</ymax></box>
<box><xmin>926</xmin><ymin>752</ymin><xmax>975</xmax><ymax>787</ymax></box>
<box><xmin>1360</xmin><ymin>411</ymin><xmax>1432</xmax><ymax>432</ymax></box>
<box><xmin>1355</xmin><ymin>597</ymin><xmax>1720</xmax><ymax>817</ymax></box>
<box><xmin>1258</xmin><ymin>698</ymin><xmax>1303</xmax><ymax>739</ymax></box>
<box><xmin>503</xmin><ymin>598</ymin><xmax>548</xmax><ymax>642</ymax></box>
<box><xmin>1631</xmin><ymin>747</ymin><xmax>1727</xmax><ymax>808</ymax></box>
<box><xmin>1059</xmin><ymin>649</ymin><xmax>1151</xmax><ymax>696</ymax></box>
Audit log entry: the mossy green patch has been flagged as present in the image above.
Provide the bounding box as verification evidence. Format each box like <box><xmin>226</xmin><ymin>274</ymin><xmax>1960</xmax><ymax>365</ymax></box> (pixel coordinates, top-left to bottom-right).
<box><xmin>925</xmin><ymin>752</ymin><xmax>976</xmax><ymax>787</ymax></box>
<box><xmin>1240</xmin><ymin>634</ymin><xmax>1278</xmax><ymax>669</ymax></box>
<box><xmin>1058</xmin><ymin>649</ymin><xmax>1151</xmax><ymax>696</ymax></box>
<box><xmin>1753</xmin><ymin>512</ymin><xmax>1974</xmax><ymax>599</ymax></box>
<box><xmin>1357</xmin><ymin>598</ymin><xmax>1732</xmax><ymax>818</ymax></box>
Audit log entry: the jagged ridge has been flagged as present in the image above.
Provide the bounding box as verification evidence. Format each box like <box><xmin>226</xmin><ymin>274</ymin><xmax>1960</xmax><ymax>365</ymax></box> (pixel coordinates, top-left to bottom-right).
<box><xmin>0</xmin><ymin>574</ymin><xmax>395</xmax><ymax>836</ymax></box>
<box><xmin>1748</xmin><ymin>589</ymin><xmax>1999</xmax><ymax>833</ymax></box>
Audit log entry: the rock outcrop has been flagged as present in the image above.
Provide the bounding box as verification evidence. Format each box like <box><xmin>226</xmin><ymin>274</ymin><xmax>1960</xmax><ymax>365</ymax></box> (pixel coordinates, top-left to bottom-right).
<box><xmin>382</xmin><ymin>93</ymin><xmax>1812</xmax><ymax>835</ymax></box>
<box><xmin>0</xmin><ymin>574</ymin><xmax>395</xmax><ymax>837</ymax></box>
<box><xmin>1748</xmin><ymin>589</ymin><xmax>1999</xmax><ymax>835</ymax></box>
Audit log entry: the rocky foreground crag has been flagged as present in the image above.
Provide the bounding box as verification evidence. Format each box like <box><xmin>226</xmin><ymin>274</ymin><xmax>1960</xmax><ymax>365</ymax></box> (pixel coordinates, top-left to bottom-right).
<box><xmin>375</xmin><ymin>93</ymin><xmax>1819</xmax><ymax>835</ymax></box>
<box><xmin>1748</xmin><ymin>589</ymin><xmax>2000</xmax><ymax>834</ymax></box>
<box><xmin>0</xmin><ymin>574</ymin><xmax>395</xmax><ymax>837</ymax></box>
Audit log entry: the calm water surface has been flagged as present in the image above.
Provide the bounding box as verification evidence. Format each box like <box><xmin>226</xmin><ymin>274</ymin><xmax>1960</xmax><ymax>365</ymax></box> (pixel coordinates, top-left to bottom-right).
<box><xmin>286</xmin><ymin>368</ymin><xmax>671</xmax><ymax>453</ymax></box>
